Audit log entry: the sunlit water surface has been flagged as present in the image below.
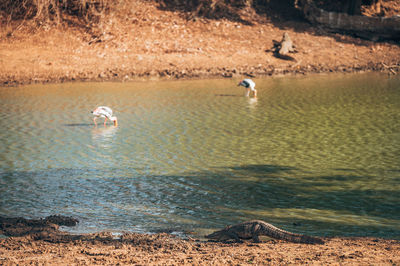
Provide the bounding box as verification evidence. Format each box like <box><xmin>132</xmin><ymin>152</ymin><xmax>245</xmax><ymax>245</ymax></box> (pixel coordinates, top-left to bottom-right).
<box><xmin>1</xmin><ymin>73</ymin><xmax>399</xmax><ymax>239</ymax></box>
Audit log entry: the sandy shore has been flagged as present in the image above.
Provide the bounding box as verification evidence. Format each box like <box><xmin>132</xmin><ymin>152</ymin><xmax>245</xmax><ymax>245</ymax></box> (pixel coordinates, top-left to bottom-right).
<box><xmin>1</xmin><ymin>234</ymin><xmax>399</xmax><ymax>265</ymax></box>
<box><xmin>1</xmin><ymin>1</ymin><xmax>399</xmax><ymax>86</ymax></box>
<box><xmin>0</xmin><ymin>216</ymin><xmax>399</xmax><ymax>265</ymax></box>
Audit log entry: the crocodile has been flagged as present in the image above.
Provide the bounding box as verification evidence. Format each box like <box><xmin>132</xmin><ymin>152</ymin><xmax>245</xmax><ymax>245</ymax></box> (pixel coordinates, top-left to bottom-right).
<box><xmin>205</xmin><ymin>220</ymin><xmax>324</xmax><ymax>244</ymax></box>
<box><xmin>279</xmin><ymin>32</ymin><xmax>295</xmax><ymax>56</ymax></box>
<box><xmin>271</xmin><ymin>32</ymin><xmax>297</xmax><ymax>61</ymax></box>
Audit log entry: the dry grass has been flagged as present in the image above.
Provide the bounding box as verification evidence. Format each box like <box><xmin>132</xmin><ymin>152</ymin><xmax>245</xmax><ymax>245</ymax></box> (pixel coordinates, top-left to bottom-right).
<box><xmin>0</xmin><ymin>0</ymin><xmax>112</xmax><ymax>22</ymax></box>
<box><xmin>0</xmin><ymin>0</ymin><xmax>114</xmax><ymax>36</ymax></box>
<box><xmin>1</xmin><ymin>0</ymin><xmax>393</xmax><ymax>30</ymax></box>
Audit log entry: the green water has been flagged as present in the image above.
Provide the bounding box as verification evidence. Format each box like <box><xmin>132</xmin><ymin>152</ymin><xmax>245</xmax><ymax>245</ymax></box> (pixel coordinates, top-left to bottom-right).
<box><xmin>0</xmin><ymin>73</ymin><xmax>399</xmax><ymax>238</ymax></box>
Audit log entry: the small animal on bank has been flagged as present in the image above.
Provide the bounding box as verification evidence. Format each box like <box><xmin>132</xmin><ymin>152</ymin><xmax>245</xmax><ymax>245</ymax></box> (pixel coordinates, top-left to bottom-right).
<box><xmin>91</xmin><ymin>106</ymin><xmax>118</xmax><ymax>126</ymax></box>
<box><xmin>238</xmin><ymin>78</ymin><xmax>257</xmax><ymax>97</ymax></box>
<box><xmin>271</xmin><ymin>32</ymin><xmax>297</xmax><ymax>61</ymax></box>
<box><xmin>206</xmin><ymin>220</ymin><xmax>324</xmax><ymax>244</ymax></box>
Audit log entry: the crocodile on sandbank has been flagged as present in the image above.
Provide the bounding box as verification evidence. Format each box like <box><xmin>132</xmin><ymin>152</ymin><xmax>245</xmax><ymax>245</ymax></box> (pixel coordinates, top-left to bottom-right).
<box><xmin>206</xmin><ymin>220</ymin><xmax>324</xmax><ymax>244</ymax></box>
<box><xmin>271</xmin><ymin>32</ymin><xmax>297</xmax><ymax>61</ymax></box>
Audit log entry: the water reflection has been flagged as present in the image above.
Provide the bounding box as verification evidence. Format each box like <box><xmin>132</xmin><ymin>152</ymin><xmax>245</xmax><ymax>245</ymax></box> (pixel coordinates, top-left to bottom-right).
<box><xmin>91</xmin><ymin>126</ymin><xmax>118</xmax><ymax>148</ymax></box>
<box><xmin>247</xmin><ymin>97</ymin><xmax>258</xmax><ymax>108</ymax></box>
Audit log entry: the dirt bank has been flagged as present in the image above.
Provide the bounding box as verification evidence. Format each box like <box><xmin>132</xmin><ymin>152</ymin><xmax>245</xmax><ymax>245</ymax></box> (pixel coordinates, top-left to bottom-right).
<box><xmin>1</xmin><ymin>234</ymin><xmax>399</xmax><ymax>265</ymax></box>
<box><xmin>0</xmin><ymin>0</ymin><xmax>399</xmax><ymax>86</ymax></box>
<box><xmin>0</xmin><ymin>216</ymin><xmax>399</xmax><ymax>265</ymax></box>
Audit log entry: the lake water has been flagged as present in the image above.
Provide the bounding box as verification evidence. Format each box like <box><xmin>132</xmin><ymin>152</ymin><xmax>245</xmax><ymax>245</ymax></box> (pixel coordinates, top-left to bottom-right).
<box><xmin>0</xmin><ymin>73</ymin><xmax>399</xmax><ymax>239</ymax></box>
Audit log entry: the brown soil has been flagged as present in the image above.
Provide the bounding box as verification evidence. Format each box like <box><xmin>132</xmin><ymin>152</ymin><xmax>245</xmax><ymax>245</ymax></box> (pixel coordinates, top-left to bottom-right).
<box><xmin>0</xmin><ymin>0</ymin><xmax>399</xmax><ymax>86</ymax></box>
<box><xmin>1</xmin><ymin>216</ymin><xmax>399</xmax><ymax>265</ymax></box>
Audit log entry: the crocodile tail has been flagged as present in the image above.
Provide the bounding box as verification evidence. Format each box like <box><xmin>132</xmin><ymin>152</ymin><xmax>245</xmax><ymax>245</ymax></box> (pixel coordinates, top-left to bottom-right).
<box><xmin>297</xmin><ymin>234</ymin><xmax>325</xmax><ymax>244</ymax></box>
<box><xmin>277</xmin><ymin>229</ymin><xmax>324</xmax><ymax>244</ymax></box>
<box><xmin>261</xmin><ymin>223</ymin><xmax>325</xmax><ymax>244</ymax></box>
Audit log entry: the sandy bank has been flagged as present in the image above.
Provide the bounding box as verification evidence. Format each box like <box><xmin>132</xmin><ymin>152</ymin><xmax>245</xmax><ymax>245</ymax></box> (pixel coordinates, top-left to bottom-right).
<box><xmin>1</xmin><ymin>234</ymin><xmax>399</xmax><ymax>265</ymax></box>
<box><xmin>1</xmin><ymin>1</ymin><xmax>399</xmax><ymax>86</ymax></box>
<box><xmin>0</xmin><ymin>216</ymin><xmax>399</xmax><ymax>265</ymax></box>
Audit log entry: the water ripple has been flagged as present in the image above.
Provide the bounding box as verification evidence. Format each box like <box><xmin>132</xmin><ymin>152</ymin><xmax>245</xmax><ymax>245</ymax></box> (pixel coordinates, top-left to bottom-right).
<box><xmin>1</xmin><ymin>74</ymin><xmax>399</xmax><ymax>238</ymax></box>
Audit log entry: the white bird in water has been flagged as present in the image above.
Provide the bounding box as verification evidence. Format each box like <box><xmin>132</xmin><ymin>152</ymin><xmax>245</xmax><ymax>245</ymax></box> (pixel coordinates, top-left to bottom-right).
<box><xmin>91</xmin><ymin>106</ymin><xmax>118</xmax><ymax>126</ymax></box>
<box><xmin>238</xmin><ymin>78</ymin><xmax>257</xmax><ymax>97</ymax></box>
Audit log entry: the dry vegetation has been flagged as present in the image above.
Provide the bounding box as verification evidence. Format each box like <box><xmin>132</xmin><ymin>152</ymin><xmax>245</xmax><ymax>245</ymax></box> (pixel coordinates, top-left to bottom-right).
<box><xmin>1</xmin><ymin>0</ymin><xmax>398</xmax><ymax>28</ymax></box>
<box><xmin>0</xmin><ymin>0</ymin><xmax>111</xmax><ymax>23</ymax></box>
